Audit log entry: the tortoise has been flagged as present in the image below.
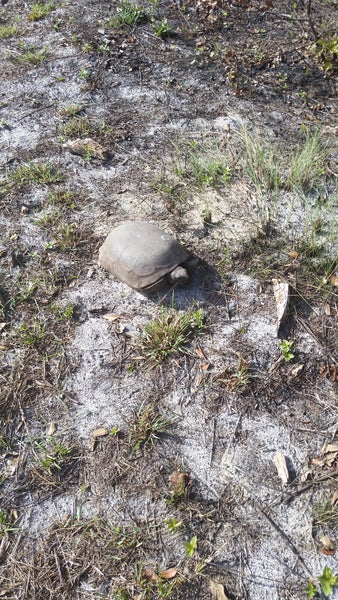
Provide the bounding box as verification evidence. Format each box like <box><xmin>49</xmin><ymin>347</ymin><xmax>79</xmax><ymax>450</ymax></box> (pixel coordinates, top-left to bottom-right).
<box><xmin>99</xmin><ymin>221</ymin><xmax>198</xmax><ymax>292</ymax></box>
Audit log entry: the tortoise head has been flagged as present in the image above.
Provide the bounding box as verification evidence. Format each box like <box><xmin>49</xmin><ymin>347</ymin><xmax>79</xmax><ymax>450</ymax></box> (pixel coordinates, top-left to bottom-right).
<box><xmin>167</xmin><ymin>266</ymin><xmax>189</xmax><ymax>286</ymax></box>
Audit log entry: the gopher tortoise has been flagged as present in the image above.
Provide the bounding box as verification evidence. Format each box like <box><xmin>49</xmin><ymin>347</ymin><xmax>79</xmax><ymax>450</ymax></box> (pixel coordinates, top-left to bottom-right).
<box><xmin>99</xmin><ymin>221</ymin><xmax>198</xmax><ymax>292</ymax></box>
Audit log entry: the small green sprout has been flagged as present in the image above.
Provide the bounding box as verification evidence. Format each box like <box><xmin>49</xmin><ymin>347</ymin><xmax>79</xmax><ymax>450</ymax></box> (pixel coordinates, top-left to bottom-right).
<box><xmin>280</xmin><ymin>339</ymin><xmax>295</xmax><ymax>362</ymax></box>
<box><xmin>110</xmin><ymin>426</ymin><xmax>120</xmax><ymax>437</ymax></box>
<box><xmin>165</xmin><ymin>517</ymin><xmax>183</xmax><ymax>532</ymax></box>
<box><xmin>318</xmin><ymin>566</ymin><xmax>338</xmax><ymax>597</ymax></box>
<box><xmin>184</xmin><ymin>535</ymin><xmax>197</xmax><ymax>557</ymax></box>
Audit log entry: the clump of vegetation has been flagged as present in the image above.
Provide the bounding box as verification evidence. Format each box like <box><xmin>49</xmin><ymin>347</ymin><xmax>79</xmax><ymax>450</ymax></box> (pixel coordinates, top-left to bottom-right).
<box><xmin>286</xmin><ymin>131</ymin><xmax>330</xmax><ymax>192</ymax></box>
<box><xmin>236</xmin><ymin>127</ymin><xmax>281</xmax><ymax>192</ymax></box>
<box><xmin>316</xmin><ymin>32</ymin><xmax>338</xmax><ymax>71</ymax></box>
<box><xmin>280</xmin><ymin>339</ymin><xmax>295</xmax><ymax>363</ymax></box>
<box><xmin>313</xmin><ymin>496</ymin><xmax>338</xmax><ymax>533</ymax></box>
<box><xmin>48</xmin><ymin>188</ymin><xmax>77</xmax><ymax>209</ymax></box>
<box><xmin>1</xmin><ymin>162</ymin><xmax>63</xmax><ymax>193</ymax></box>
<box><xmin>17</xmin><ymin>318</ymin><xmax>47</xmax><ymax>347</ymax></box>
<box><xmin>28</xmin><ymin>1</ymin><xmax>56</xmax><ymax>21</ymax></box>
<box><xmin>0</xmin><ymin>23</ymin><xmax>19</xmax><ymax>39</ymax></box>
<box><xmin>109</xmin><ymin>0</ymin><xmax>146</xmax><ymax>28</ymax></box>
<box><xmin>167</xmin><ymin>468</ymin><xmax>192</xmax><ymax>504</ymax></box>
<box><xmin>17</xmin><ymin>45</ymin><xmax>49</xmax><ymax>65</ymax></box>
<box><xmin>176</xmin><ymin>139</ymin><xmax>232</xmax><ymax>189</ymax></box>
<box><xmin>129</xmin><ymin>403</ymin><xmax>170</xmax><ymax>451</ymax></box>
<box><xmin>308</xmin><ymin>566</ymin><xmax>338</xmax><ymax>598</ymax></box>
<box><xmin>58</xmin><ymin>116</ymin><xmax>93</xmax><ymax>139</ymax></box>
<box><xmin>29</xmin><ymin>438</ymin><xmax>78</xmax><ymax>488</ymax></box>
<box><xmin>218</xmin><ymin>354</ymin><xmax>251</xmax><ymax>392</ymax></box>
<box><xmin>134</xmin><ymin>308</ymin><xmax>204</xmax><ymax>368</ymax></box>
<box><xmin>152</xmin><ymin>17</ymin><xmax>171</xmax><ymax>38</ymax></box>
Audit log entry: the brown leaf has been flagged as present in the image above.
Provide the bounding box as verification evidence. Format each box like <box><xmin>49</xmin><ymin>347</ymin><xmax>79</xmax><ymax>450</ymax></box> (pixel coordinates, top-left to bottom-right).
<box><xmin>199</xmin><ymin>362</ymin><xmax>211</xmax><ymax>371</ymax></box>
<box><xmin>321</xmin><ymin>547</ymin><xmax>336</xmax><ymax>556</ymax></box>
<box><xmin>273</xmin><ymin>451</ymin><xmax>290</xmax><ymax>485</ymax></box>
<box><xmin>290</xmin><ymin>364</ymin><xmax>304</xmax><ymax>378</ymax></box>
<box><xmin>195</xmin><ymin>346</ymin><xmax>207</xmax><ymax>360</ymax></box>
<box><xmin>288</xmin><ymin>250</ymin><xmax>299</xmax><ymax>259</ymax></box>
<box><xmin>319</xmin><ymin>365</ymin><xmax>337</xmax><ymax>382</ymax></box>
<box><xmin>320</xmin><ymin>535</ymin><xmax>336</xmax><ymax>551</ymax></box>
<box><xmin>272</xmin><ymin>278</ymin><xmax>290</xmax><ymax>334</ymax></box>
<box><xmin>102</xmin><ymin>313</ymin><xmax>120</xmax><ymax>322</ymax></box>
<box><xmin>142</xmin><ymin>568</ymin><xmax>159</xmax><ymax>582</ymax></box>
<box><xmin>209</xmin><ymin>580</ymin><xmax>230</xmax><ymax>600</ymax></box>
<box><xmin>324</xmin><ymin>303</ymin><xmax>331</xmax><ymax>316</ymax></box>
<box><xmin>92</xmin><ymin>427</ymin><xmax>109</xmax><ymax>438</ymax></box>
<box><xmin>324</xmin><ymin>443</ymin><xmax>338</xmax><ymax>454</ymax></box>
<box><xmin>330</xmin><ymin>490</ymin><xmax>338</xmax><ymax>505</ymax></box>
<box><xmin>160</xmin><ymin>568</ymin><xmax>177</xmax><ymax>579</ymax></box>
<box><xmin>47</xmin><ymin>422</ymin><xmax>56</xmax><ymax>436</ymax></box>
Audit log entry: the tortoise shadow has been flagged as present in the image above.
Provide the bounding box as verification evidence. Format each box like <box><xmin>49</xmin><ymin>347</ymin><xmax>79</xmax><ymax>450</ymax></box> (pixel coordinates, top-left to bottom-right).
<box><xmin>139</xmin><ymin>259</ymin><xmax>229</xmax><ymax>311</ymax></box>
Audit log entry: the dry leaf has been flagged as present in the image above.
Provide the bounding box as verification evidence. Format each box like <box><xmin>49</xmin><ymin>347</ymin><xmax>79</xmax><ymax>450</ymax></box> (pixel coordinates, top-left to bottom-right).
<box><xmin>195</xmin><ymin>346</ymin><xmax>207</xmax><ymax>360</ymax></box>
<box><xmin>0</xmin><ymin>322</ymin><xmax>6</xmax><ymax>331</ymax></box>
<box><xmin>288</xmin><ymin>250</ymin><xmax>299</xmax><ymax>259</ymax></box>
<box><xmin>319</xmin><ymin>364</ymin><xmax>338</xmax><ymax>382</ymax></box>
<box><xmin>321</xmin><ymin>547</ymin><xmax>336</xmax><ymax>556</ymax></box>
<box><xmin>142</xmin><ymin>568</ymin><xmax>159</xmax><ymax>582</ymax></box>
<box><xmin>48</xmin><ymin>422</ymin><xmax>56</xmax><ymax>436</ymax></box>
<box><xmin>330</xmin><ymin>490</ymin><xmax>338</xmax><ymax>505</ymax></box>
<box><xmin>290</xmin><ymin>364</ymin><xmax>304</xmax><ymax>378</ymax></box>
<box><xmin>102</xmin><ymin>313</ymin><xmax>120</xmax><ymax>322</ymax></box>
<box><xmin>324</xmin><ymin>303</ymin><xmax>331</xmax><ymax>316</ymax></box>
<box><xmin>92</xmin><ymin>427</ymin><xmax>109</xmax><ymax>438</ymax></box>
<box><xmin>4</xmin><ymin>457</ymin><xmax>19</xmax><ymax>477</ymax></box>
<box><xmin>273</xmin><ymin>451</ymin><xmax>290</xmax><ymax>485</ymax></box>
<box><xmin>199</xmin><ymin>362</ymin><xmax>211</xmax><ymax>371</ymax></box>
<box><xmin>272</xmin><ymin>278</ymin><xmax>290</xmax><ymax>334</ymax></box>
<box><xmin>160</xmin><ymin>568</ymin><xmax>177</xmax><ymax>579</ymax></box>
<box><xmin>324</xmin><ymin>443</ymin><xmax>338</xmax><ymax>454</ymax></box>
<box><xmin>209</xmin><ymin>580</ymin><xmax>230</xmax><ymax>600</ymax></box>
<box><xmin>320</xmin><ymin>535</ymin><xmax>336</xmax><ymax>551</ymax></box>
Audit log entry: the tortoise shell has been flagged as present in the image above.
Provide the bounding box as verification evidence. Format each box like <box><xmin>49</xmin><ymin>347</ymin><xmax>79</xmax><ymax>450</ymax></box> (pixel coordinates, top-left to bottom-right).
<box><xmin>99</xmin><ymin>221</ymin><xmax>191</xmax><ymax>291</ymax></box>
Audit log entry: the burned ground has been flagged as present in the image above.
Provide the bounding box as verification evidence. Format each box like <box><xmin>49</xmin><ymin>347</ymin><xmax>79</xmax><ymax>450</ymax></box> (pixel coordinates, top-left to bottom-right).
<box><xmin>0</xmin><ymin>0</ymin><xmax>337</xmax><ymax>599</ymax></box>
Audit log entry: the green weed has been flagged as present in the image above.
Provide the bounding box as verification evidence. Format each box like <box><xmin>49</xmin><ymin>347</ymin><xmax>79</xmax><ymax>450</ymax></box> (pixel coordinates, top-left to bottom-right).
<box><xmin>17</xmin><ymin>45</ymin><xmax>49</xmax><ymax>65</ymax></box>
<box><xmin>129</xmin><ymin>403</ymin><xmax>170</xmax><ymax>451</ymax></box>
<box><xmin>0</xmin><ymin>509</ymin><xmax>17</xmax><ymax>538</ymax></box>
<box><xmin>152</xmin><ymin>17</ymin><xmax>171</xmax><ymax>38</ymax></box>
<box><xmin>59</xmin><ymin>116</ymin><xmax>93</xmax><ymax>138</ymax></box>
<box><xmin>165</xmin><ymin>517</ymin><xmax>183</xmax><ymax>532</ymax></box>
<box><xmin>237</xmin><ymin>128</ymin><xmax>281</xmax><ymax>192</ymax></box>
<box><xmin>286</xmin><ymin>131</ymin><xmax>330</xmax><ymax>192</ymax></box>
<box><xmin>135</xmin><ymin>308</ymin><xmax>204</xmax><ymax>368</ymax></box>
<box><xmin>34</xmin><ymin>439</ymin><xmax>75</xmax><ymax>474</ymax></box>
<box><xmin>52</xmin><ymin>222</ymin><xmax>79</xmax><ymax>251</ymax></box>
<box><xmin>1</xmin><ymin>162</ymin><xmax>63</xmax><ymax>192</ymax></box>
<box><xmin>28</xmin><ymin>1</ymin><xmax>56</xmax><ymax>21</ymax></box>
<box><xmin>109</xmin><ymin>0</ymin><xmax>146</xmax><ymax>28</ymax></box>
<box><xmin>313</xmin><ymin>496</ymin><xmax>338</xmax><ymax>532</ymax></box>
<box><xmin>48</xmin><ymin>189</ymin><xmax>76</xmax><ymax>209</ymax></box>
<box><xmin>316</xmin><ymin>32</ymin><xmax>338</xmax><ymax>71</ymax></box>
<box><xmin>17</xmin><ymin>318</ymin><xmax>47</xmax><ymax>347</ymax></box>
<box><xmin>0</xmin><ymin>23</ymin><xmax>19</xmax><ymax>39</ymax></box>
<box><xmin>177</xmin><ymin>140</ymin><xmax>232</xmax><ymax>189</ymax></box>
<box><xmin>279</xmin><ymin>339</ymin><xmax>295</xmax><ymax>362</ymax></box>
<box><xmin>49</xmin><ymin>302</ymin><xmax>75</xmax><ymax>320</ymax></box>
<box><xmin>184</xmin><ymin>535</ymin><xmax>197</xmax><ymax>557</ymax></box>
